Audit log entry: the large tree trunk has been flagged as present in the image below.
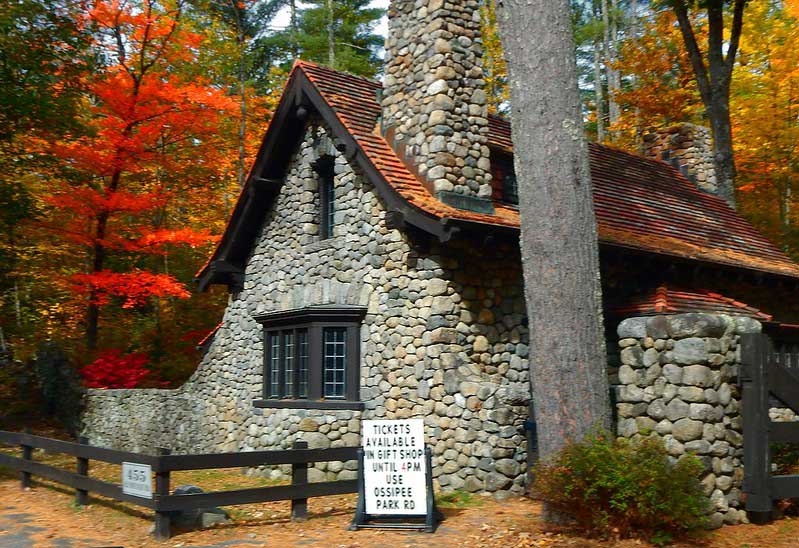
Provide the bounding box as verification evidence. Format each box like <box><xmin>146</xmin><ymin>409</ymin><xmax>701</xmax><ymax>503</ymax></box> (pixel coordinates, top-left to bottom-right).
<box><xmin>670</xmin><ymin>0</ymin><xmax>746</xmax><ymax>207</ymax></box>
<box><xmin>495</xmin><ymin>0</ymin><xmax>611</xmax><ymax>460</ymax></box>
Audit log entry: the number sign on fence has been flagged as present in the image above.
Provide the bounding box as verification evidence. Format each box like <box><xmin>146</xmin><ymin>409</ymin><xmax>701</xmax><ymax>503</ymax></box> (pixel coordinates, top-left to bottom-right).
<box><xmin>122</xmin><ymin>462</ymin><xmax>153</xmax><ymax>499</ymax></box>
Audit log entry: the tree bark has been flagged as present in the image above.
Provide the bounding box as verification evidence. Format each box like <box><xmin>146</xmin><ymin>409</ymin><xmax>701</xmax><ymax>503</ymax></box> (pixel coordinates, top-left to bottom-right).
<box><xmin>326</xmin><ymin>0</ymin><xmax>335</xmax><ymax>67</ymax></box>
<box><xmin>593</xmin><ymin>0</ymin><xmax>605</xmax><ymax>143</ymax></box>
<box><xmin>602</xmin><ymin>0</ymin><xmax>620</xmax><ymax>137</ymax></box>
<box><xmin>237</xmin><ymin>33</ymin><xmax>247</xmax><ymax>189</ymax></box>
<box><xmin>290</xmin><ymin>0</ymin><xmax>298</xmax><ymax>59</ymax></box>
<box><xmin>670</xmin><ymin>0</ymin><xmax>746</xmax><ymax>208</ymax></box>
<box><xmin>495</xmin><ymin>0</ymin><xmax>611</xmax><ymax>461</ymax></box>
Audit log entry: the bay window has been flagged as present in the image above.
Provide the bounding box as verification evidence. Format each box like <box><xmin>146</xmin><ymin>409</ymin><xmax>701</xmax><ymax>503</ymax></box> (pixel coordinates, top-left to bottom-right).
<box><xmin>254</xmin><ymin>306</ymin><xmax>365</xmax><ymax>410</ymax></box>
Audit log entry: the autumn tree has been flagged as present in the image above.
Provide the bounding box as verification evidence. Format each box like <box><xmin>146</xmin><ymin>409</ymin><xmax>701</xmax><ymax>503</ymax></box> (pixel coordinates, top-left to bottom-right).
<box><xmin>47</xmin><ymin>0</ymin><xmax>234</xmax><ymax>351</ymax></box>
<box><xmin>481</xmin><ymin>0</ymin><xmax>509</xmax><ymax>114</ymax></box>
<box><xmin>495</xmin><ymin>0</ymin><xmax>611</xmax><ymax>463</ymax></box>
<box><xmin>192</xmin><ymin>0</ymin><xmax>290</xmax><ymax>189</ymax></box>
<box><xmin>0</xmin><ymin>0</ymin><xmax>93</xmax><ymax>342</ymax></box>
<box><xmin>611</xmin><ymin>8</ymin><xmax>704</xmax><ymax>149</ymax></box>
<box><xmin>732</xmin><ymin>0</ymin><xmax>799</xmax><ymax>255</ymax></box>
<box><xmin>667</xmin><ymin>0</ymin><xmax>746</xmax><ymax>207</ymax></box>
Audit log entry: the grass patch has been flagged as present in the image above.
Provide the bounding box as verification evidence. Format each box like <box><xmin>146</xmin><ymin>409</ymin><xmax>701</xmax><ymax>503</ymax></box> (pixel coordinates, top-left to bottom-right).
<box><xmin>436</xmin><ymin>490</ymin><xmax>483</xmax><ymax>509</ymax></box>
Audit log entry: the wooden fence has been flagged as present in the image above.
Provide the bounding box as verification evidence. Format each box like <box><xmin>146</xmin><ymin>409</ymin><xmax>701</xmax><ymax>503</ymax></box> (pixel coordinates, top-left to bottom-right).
<box><xmin>740</xmin><ymin>332</ymin><xmax>799</xmax><ymax>523</ymax></box>
<box><xmin>0</xmin><ymin>431</ymin><xmax>358</xmax><ymax>539</ymax></box>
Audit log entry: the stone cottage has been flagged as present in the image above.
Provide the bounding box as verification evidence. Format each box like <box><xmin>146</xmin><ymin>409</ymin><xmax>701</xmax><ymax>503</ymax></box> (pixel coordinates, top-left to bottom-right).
<box><xmin>83</xmin><ymin>0</ymin><xmax>799</xmax><ymax>513</ymax></box>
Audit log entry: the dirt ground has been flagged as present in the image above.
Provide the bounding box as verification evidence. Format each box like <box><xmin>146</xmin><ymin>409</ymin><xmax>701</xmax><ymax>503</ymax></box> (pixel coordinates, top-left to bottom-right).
<box><xmin>1</xmin><ymin>476</ymin><xmax>799</xmax><ymax>548</ymax></box>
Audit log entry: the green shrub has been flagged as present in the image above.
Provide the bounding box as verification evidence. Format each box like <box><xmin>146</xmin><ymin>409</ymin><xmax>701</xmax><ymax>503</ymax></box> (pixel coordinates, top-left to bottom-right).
<box><xmin>532</xmin><ymin>433</ymin><xmax>709</xmax><ymax>542</ymax></box>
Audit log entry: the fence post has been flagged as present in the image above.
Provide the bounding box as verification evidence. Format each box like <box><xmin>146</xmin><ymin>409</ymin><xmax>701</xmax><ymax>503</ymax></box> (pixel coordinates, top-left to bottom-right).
<box><xmin>153</xmin><ymin>447</ymin><xmax>172</xmax><ymax>540</ymax></box>
<box><xmin>740</xmin><ymin>332</ymin><xmax>774</xmax><ymax>524</ymax></box>
<box><xmin>20</xmin><ymin>428</ymin><xmax>32</xmax><ymax>489</ymax></box>
<box><xmin>75</xmin><ymin>436</ymin><xmax>89</xmax><ymax>506</ymax></box>
<box><xmin>291</xmin><ymin>440</ymin><xmax>309</xmax><ymax>521</ymax></box>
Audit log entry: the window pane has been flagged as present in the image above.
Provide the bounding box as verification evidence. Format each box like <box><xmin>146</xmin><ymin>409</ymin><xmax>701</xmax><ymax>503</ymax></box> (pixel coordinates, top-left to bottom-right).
<box><xmin>503</xmin><ymin>172</ymin><xmax>519</xmax><ymax>205</ymax></box>
<box><xmin>269</xmin><ymin>333</ymin><xmax>280</xmax><ymax>398</ymax></box>
<box><xmin>324</xmin><ymin>174</ymin><xmax>335</xmax><ymax>238</ymax></box>
<box><xmin>284</xmin><ymin>331</ymin><xmax>294</xmax><ymax>397</ymax></box>
<box><xmin>298</xmin><ymin>330</ymin><xmax>309</xmax><ymax>398</ymax></box>
<box><xmin>323</xmin><ymin>327</ymin><xmax>347</xmax><ymax>399</ymax></box>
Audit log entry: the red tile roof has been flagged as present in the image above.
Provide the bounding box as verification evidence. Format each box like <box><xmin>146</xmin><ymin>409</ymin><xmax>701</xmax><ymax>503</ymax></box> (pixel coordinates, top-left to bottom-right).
<box><xmin>199</xmin><ymin>60</ymin><xmax>799</xmax><ymax>284</ymax></box>
<box><xmin>610</xmin><ymin>285</ymin><xmax>773</xmax><ymax>321</ymax></box>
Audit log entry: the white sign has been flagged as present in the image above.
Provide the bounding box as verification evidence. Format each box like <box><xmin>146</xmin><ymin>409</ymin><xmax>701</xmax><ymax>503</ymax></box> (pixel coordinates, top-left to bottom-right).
<box><xmin>122</xmin><ymin>462</ymin><xmax>153</xmax><ymax>499</ymax></box>
<box><xmin>362</xmin><ymin>419</ymin><xmax>427</xmax><ymax>515</ymax></box>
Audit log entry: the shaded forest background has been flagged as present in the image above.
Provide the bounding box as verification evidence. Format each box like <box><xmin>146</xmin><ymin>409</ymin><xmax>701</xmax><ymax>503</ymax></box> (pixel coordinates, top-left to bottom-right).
<box><xmin>1</xmin><ymin>0</ymin><xmax>798</xmax><ymax>416</ymax></box>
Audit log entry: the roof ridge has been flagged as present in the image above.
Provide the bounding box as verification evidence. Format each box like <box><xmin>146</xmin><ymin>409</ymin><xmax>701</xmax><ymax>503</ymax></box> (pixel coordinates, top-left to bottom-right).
<box><xmin>293</xmin><ymin>58</ymin><xmax>382</xmax><ymax>87</ymax></box>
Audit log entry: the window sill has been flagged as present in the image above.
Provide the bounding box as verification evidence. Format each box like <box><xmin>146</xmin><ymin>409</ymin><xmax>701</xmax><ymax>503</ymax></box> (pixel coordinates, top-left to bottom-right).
<box><xmin>253</xmin><ymin>399</ymin><xmax>365</xmax><ymax>411</ymax></box>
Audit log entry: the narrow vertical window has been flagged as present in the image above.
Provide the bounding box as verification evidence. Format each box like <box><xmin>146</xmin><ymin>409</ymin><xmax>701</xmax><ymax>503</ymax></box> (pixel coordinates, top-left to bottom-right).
<box><xmin>503</xmin><ymin>171</ymin><xmax>519</xmax><ymax>205</ymax></box>
<box><xmin>298</xmin><ymin>330</ymin><xmax>309</xmax><ymax>398</ymax></box>
<box><xmin>283</xmin><ymin>331</ymin><xmax>294</xmax><ymax>397</ymax></box>
<box><xmin>269</xmin><ymin>333</ymin><xmax>280</xmax><ymax>398</ymax></box>
<box><xmin>321</xmin><ymin>171</ymin><xmax>335</xmax><ymax>239</ymax></box>
<box><xmin>323</xmin><ymin>327</ymin><xmax>347</xmax><ymax>398</ymax></box>
<box><xmin>316</xmin><ymin>155</ymin><xmax>336</xmax><ymax>241</ymax></box>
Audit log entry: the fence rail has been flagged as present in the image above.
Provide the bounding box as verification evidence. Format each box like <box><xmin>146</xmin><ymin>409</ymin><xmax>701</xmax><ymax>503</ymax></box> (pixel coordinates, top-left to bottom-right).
<box><xmin>0</xmin><ymin>430</ymin><xmax>358</xmax><ymax>539</ymax></box>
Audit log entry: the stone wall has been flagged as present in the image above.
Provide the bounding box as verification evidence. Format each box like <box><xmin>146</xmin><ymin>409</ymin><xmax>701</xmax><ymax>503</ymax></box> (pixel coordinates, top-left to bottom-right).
<box><xmin>613</xmin><ymin>313</ymin><xmax>761</xmax><ymax>527</ymax></box>
<box><xmin>83</xmin><ymin>115</ymin><xmax>531</xmax><ymax>497</ymax></box>
<box><xmin>643</xmin><ymin>124</ymin><xmax>717</xmax><ymax>196</ymax></box>
<box><xmin>381</xmin><ymin>0</ymin><xmax>493</xmax><ymax>204</ymax></box>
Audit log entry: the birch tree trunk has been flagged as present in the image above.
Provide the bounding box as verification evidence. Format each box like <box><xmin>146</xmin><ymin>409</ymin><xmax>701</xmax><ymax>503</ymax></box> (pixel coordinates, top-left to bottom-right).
<box><xmin>326</xmin><ymin>0</ymin><xmax>335</xmax><ymax>67</ymax></box>
<box><xmin>602</xmin><ymin>0</ymin><xmax>620</xmax><ymax>138</ymax></box>
<box><xmin>495</xmin><ymin>0</ymin><xmax>611</xmax><ymax>459</ymax></box>
<box><xmin>593</xmin><ymin>0</ymin><xmax>605</xmax><ymax>143</ymax></box>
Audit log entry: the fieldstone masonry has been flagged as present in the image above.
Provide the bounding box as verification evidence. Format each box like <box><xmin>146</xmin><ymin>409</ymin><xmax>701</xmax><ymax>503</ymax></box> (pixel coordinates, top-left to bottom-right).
<box><xmin>644</xmin><ymin>124</ymin><xmax>718</xmax><ymax>196</ymax></box>
<box><xmin>83</xmin><ymin>117</ymin><xmax>531</xmax><ymax>498</ymax></box>
<box><xmin>381</xmin><ymin>0</ymin><xmax>493</xmax><ymax>204</ymax></box>
<box><xmin>613</xmin><ymin>312</ymin><xmax>762</xmax><ymax>527</ymax></box>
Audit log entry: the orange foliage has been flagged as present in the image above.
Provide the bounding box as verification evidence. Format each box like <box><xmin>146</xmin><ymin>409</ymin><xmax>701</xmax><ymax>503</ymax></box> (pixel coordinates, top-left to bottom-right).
<box><xmin>44</xmin><ymin>0</ymin><xmax>236</xmax><ymax>345</ymax></box>
<box><xmin>71</xmin><ymin>270</ymin><xmax>190</xmax><ymax>308</ymax></box>
<box><xmin>611</xmin><ymin>10</ymin><xmax>704</xmax><ymax>148</ymax></box>
<box><xmin>731</xmin><ymin>0</ymin><xmax>799</xmax><ymax>251</ymax></box>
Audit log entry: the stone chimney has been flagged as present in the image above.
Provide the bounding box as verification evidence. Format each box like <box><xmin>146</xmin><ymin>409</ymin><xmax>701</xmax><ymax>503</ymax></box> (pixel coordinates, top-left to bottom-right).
<box><xmin>644</xmin><ymin>124</ymin><xmax>718</xmax><ymax>196</ymax></box>
<box><xmin>381</xmin><ymin>0</ymin><xmax>494</xmax><ymax>214</ymax></box>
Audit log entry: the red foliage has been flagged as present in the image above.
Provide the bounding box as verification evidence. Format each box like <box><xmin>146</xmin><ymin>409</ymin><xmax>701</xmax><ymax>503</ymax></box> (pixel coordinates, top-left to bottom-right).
<box><xmin>71</xmin><ymin>270</ymin><xmax>191</xmax><ymax>308</ymax></box>
<box><xmin>79</xmin><ymin>350</ymin><xmax>155</xmax><ymax>388</ymax></box>
<box><xmin>41</xmin><ymin>0</ymin><xmax>236</xmax><ymax>346</ymax></box>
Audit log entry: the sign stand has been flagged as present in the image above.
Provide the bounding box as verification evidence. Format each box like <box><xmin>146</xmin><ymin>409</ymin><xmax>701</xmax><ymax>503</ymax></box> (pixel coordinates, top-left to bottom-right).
<box><xmin>349</xmin><ymin>446</ymin><xmax>443</xmax><ymax>533</ymax></box>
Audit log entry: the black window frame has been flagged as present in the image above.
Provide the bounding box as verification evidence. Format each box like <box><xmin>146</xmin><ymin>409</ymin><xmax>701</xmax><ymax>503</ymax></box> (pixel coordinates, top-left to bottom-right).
<box><xmin>491</xmin><ymin>152</ymin><xmax>519</xmax><ymax>206</ymax></box>
<box><xmin>317</xmin><ymin>156</ymin><xmax>336</xmax><ymax>240</ymax></box>
<box><xmin>253</xmin><ymin>306</ymin><xmax>366</xmax><ymax>411</ymax></box>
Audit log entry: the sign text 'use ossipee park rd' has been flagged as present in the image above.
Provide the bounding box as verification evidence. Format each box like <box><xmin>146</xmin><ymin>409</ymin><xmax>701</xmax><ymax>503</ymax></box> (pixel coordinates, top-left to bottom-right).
<box><xmin>349</xmin><ymin>418</ymin><xmax>442</xmax><ymax>532</ymax></box>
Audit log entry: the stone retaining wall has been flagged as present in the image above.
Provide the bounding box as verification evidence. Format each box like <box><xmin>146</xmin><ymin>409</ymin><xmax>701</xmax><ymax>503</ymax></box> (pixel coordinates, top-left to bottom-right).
<box><xmin>612</xmin><ymin>313</ymin><xmax>761</xmax><ymax>527</ymax></box>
